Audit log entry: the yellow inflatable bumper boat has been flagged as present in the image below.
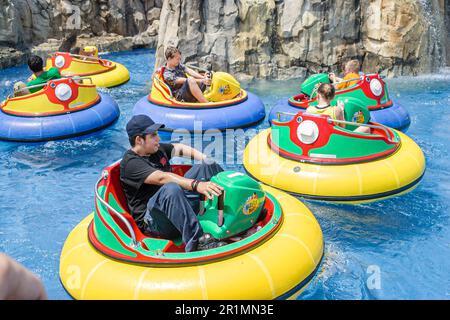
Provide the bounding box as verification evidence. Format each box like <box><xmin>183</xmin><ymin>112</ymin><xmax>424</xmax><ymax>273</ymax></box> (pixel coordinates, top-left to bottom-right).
<box><xmin>243</xmin><ymin>111</ymin><xmax>425</xmax><ymax>203</ymax></box>
<box><xmin>60</xmin><ymin>162</ymin><xmax>323</xmax><ymax>299</ymax></box>
<box><xmin>46</xmin><ymin>52</ymin><xmax>130</xmax><ymax>88</ymax></box>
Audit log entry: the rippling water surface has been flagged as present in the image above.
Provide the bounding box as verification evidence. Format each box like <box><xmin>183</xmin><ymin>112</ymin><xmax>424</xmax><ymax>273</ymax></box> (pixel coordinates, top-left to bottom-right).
<box><xmin>0</xmin><ymin>49</ymin><xmax>449</xmax><ymax>299</ymax></box>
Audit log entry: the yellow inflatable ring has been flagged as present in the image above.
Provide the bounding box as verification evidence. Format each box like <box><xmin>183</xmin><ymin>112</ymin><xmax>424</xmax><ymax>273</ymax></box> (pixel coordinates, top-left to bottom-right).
<box><xmin>243</xmin><ymin>128</ymin><xmax>425</xmax><ymax>204</ymax></box>
<box><xmin>59</xmin><ymin>185</ymin><xmax>323</xmax><ymax>300</ymax></box>
<box><xmin>46</xmin><ymin>52</ymin><xmax>130</xmax><ymax>88</ymax></box>
<box><xmin>86</xmin><ymin>62</ymin><xmax>129</xmax><ymax>88</ymax></box>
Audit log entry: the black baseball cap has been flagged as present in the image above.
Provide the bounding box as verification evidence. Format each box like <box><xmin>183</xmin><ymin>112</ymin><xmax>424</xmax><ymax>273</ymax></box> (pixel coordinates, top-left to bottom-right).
<box><xmin>126</xmin><ymin>115</ymin><xmax>165</xmax><ymax>138</ymax></box>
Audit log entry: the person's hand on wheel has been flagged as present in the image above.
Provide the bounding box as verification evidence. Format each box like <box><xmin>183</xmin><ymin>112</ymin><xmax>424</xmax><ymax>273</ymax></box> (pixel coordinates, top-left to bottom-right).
<box><xmin>202</xmin><ymin>78</ymin><xmax>211</xmax><ymax>86</ymax></box>
<box><xmin>196</xmin><ymin>181</ymin><xmax>223</xmax><ymax>199</ymax></box>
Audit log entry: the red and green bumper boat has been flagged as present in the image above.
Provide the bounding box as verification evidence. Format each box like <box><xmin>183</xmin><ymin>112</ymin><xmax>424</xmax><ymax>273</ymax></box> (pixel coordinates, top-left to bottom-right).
<box><xmin>60</xmin><ymin>161</ymin><xmax>324</xmax><ymax>299</ymax></box>
<box><xmin>268</xmin><ymin>73</ymin><xmax>411</xmax><ymax>131</ymax></box>
<box><xmin>245</xmin><ymin>103</ymin><xmax>425</xmax><ymax>203</ymax></box>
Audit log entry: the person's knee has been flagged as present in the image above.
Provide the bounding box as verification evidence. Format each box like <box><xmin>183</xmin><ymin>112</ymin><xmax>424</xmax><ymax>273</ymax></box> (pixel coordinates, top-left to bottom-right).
<box><xmin>161</xmin><ymin>182</ymin><xmax>184</xmax><ymax>197</ymax></box>
<box><xmin>198</xmin><ymin>161</ymin><xmax>213</xmax><ymax>169</ymax></box>
<box><xmin>201</xmin><ymin>160</ymin><xmax>222</xmax><ymax>171</ymax></box>
<box><xmin>187</xmin><ymin>77</ymin><xmax>198</xmax><ymax>89</ymax></box>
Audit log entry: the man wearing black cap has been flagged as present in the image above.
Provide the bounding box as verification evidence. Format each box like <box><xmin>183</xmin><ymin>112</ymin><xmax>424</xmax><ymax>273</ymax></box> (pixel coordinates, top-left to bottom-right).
<box><xmin>120</xmin><ymin>115</ymin><xmax>225</xmax><ymax>252</ymax></box>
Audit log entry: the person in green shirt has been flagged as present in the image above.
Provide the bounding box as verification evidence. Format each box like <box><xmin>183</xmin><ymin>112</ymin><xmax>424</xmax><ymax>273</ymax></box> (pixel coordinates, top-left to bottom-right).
<box><xmin>13</xmin><ymin>55</ymin><xmax>61</xmax><ymax>97</ymax></box>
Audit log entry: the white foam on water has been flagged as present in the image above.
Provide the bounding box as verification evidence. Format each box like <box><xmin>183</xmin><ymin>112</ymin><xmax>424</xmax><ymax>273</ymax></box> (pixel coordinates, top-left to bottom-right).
<box><xmin>390</xmin><ymin>68</ymin><xmax>450</xmax><ymax>82</ymax></box>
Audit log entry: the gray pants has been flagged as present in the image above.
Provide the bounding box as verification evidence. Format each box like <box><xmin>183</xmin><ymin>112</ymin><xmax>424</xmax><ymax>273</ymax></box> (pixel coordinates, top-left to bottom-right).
<box><xmin>143</xmin><ymin>162</ymin><xmax>223</xmax><ymax>252</ymax></box>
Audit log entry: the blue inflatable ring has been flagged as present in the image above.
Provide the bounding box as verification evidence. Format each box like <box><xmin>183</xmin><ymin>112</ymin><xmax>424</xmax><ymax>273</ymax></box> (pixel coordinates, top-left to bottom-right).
<box><xmin>133</xmin><ymin>91</ymin><xmax>265</xmax><ymax>132</ymax></box>
<box><xmin>0</xmin><ymin>93</ymin><xmax>119</xmax><ymax>142</ymax></box>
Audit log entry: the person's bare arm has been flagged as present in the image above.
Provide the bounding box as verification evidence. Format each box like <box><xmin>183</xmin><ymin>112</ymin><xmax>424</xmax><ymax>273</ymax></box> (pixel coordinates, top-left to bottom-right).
<box><xmin>171</xmin><ymin>66</ymin><xmax>203</xmax><ymax>86</ymax></box>
<box><xmin>145</xmin><ymin>170</ymin><xmax>193</xmax><ymax>190</ymax></box>
<box><xmin>172</xmin><ymin>143</ymin><xmax>207</xmax><ymax>161</ymax></box>
<box><xmin>185</xmin><ymin>67</ymin><xmax>211</xmax><ymax>86</ymax></box>
<box><xmin>144</xmin><ymin>170</ymin><xmax>223</xmax><ymax>199</ymax></box>
<box><xmin>0</xmin><ymin>253</ymin><xmax>47</xmax><ymax>300</ymax></box>
<box><xmin>174</xmin><ymin>76</ymin><xmax>209</xmax><ymax>87</ymax></box>
<box><xmin>185</xmin><ymin>67</ymin><xmax>206</xmax><ymax>79</ymax></box>
<box><xmin>335</xmin><ymin>101</ymin><xmax>346</xmax><ymax>128</ymax></box>
<box><xmin>329</xmin><ymin>72</ymin><xmax>343</xmax><ymax>84</ymax></box>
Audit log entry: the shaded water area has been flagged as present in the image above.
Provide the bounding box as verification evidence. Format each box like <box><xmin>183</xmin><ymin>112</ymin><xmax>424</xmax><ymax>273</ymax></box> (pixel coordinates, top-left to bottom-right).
<box><xmin>0</xmin><ymin>49</ymin><xmax>449</xmax><ymax>299</ymax></box>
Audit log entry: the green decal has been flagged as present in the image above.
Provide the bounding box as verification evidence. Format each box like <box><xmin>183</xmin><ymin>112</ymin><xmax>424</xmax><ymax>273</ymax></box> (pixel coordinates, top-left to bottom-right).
<box><xmin>309</xmin><ymin>131</ymin><xmax>393</xmax><ymax>159</ymax></box>
<box><xmin>300</xmin><ymin>73</ymin><xmax>330</xmax><ymax>96</ymax></box>
<box><xmin>93</xmin><ymin>210</ymin><xmax>137</xmax><ymax>257</ymax></box>
<box><xmin>93</xmin><ymin>186</ymin><xmax>137</xmax><ymax>257</ymax></box>
<box><xmin>271</xmin><ymin>124</ymin><xmax>303</xmax><ymax>155</ymax></box>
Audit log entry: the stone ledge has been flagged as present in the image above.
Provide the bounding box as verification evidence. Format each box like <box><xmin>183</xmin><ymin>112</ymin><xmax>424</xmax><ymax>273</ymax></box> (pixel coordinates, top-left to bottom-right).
<box><xmin>1</xmin><ymin>34</ymin><xmax>158</xmax><ymax>70</ymax></box>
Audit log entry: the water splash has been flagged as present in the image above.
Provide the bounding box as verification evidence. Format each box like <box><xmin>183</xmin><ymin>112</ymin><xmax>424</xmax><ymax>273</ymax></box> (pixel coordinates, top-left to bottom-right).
<box><xmin>418</xmin><ymin>0</ymin><xmax>446</xmax><ymax>70</ymax></box>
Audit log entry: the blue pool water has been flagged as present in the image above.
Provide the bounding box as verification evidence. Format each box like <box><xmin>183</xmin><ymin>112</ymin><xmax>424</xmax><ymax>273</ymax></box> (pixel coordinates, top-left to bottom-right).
<box><xmin>0</xmin><ymin>49</ymin><xmax>449</xmax><ymax>299</ymax></box>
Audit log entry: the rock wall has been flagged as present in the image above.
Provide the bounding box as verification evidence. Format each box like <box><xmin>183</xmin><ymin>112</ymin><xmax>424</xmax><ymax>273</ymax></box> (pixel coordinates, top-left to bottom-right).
<box><xmin>1</xmin><ymin>0</ymin><xmax>449</xmax><ymax>76</ymax></box>
<box><xmin>0</xmin><ymin>0</ymin><xmax>163</xmax><ymax>69</ymax></box>
<box><xmin>156</xmin><ymin>0</ymin><xmax>449</xmax><ymax>79</ymax></box>
<box><xmin>444</xmin><ymin>0</ymin><xmax>450</xmax><ymax>66</ymax></box>
<box><xmin>0</xmin><ymin>0</ymin><xmax>163</xmax><ymax>45</ymax></box>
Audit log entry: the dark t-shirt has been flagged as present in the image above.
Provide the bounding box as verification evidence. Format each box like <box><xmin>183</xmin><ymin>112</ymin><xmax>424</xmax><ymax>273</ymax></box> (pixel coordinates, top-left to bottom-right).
<box><xmin>119</xmin><ymin>143</ymin><xmax>174</xmax><ymax>229</ymax></box>
<box><xmin>163</xmin><ymin>64</ymin><xmax>187</xmax><ymax>94</ymax></box>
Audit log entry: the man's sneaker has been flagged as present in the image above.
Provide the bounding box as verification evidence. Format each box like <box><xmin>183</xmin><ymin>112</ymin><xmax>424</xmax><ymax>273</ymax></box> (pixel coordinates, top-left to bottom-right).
<box><xmin>197</xmin><ymin>233</ymin><xmax>227</xmax><ymax>251</ymax></box>
<box><xmin>197</xmin><ymin>240</ymin><xmax>228</xmax><ymax>251</ymax></box>
<box><xmin>198</xmin><ymin>233</ymin><xmax>214</xmax><ymax>245</ymax></box>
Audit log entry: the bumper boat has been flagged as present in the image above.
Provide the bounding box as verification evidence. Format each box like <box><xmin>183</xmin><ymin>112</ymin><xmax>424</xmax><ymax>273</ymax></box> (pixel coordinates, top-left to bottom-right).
<box><xmin>244</xmin><ymin>106</ymin><xmax>425</xmax><ymax>203</ymax></box>
<box><xmin>0</xmin><ymin>77</ymin><xmax>119</xmax><ymax>141</ymax></box>
<box><xmin>133</xmin><ymin>67</ymin><xmax>266</xmax><ymax>132</ymax></box>
<box><xmin>268</xmin><ymin>73</ymin><xmax>411</xmax><ymax>131</ymax></box>
<box><xmin>59</xmin><ymin>161</ymin><xmax>323</xmax><ymax>299</ymax></box>
<box><xmin>46</xmin><ymin>52</ymin><xmax>130</xmax><ymax>88</ymax></box>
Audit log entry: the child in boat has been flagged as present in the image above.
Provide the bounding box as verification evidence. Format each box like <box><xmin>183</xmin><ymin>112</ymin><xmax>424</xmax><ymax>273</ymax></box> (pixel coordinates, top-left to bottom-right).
<box><xmin>162</xmin><ymin>46</ymin><xmax>211</xmax><ymax>103</ymax></box>
<box><xmin>13</xmin><ymin>55</ymin><xmax>61</xmax><ymax>97</ymax></box>
<box><xmin>306</xmin><ymin>83</ymin><xmax>370</xmax><ymax>133</ymax></box>
<box><xmin>329</xmin><ymin>59</ymin><xmax>361</xmax><ymax>90</ymax></box>
<box><xmin>306</xmin><ymin>83</ymin><xmax>345</xmax><ymax>127</ymax></box>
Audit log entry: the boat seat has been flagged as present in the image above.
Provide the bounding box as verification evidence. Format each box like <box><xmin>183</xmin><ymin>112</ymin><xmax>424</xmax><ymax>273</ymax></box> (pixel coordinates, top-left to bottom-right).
<box><xmin>153</xmin><ymin>66</ymin><xmax>173</xmax><ymax>96</ymax></box>
<box><xmin>104</xmin><ymin>164</ymin><xmax>191</xmax><ymax>251</ymax></box>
